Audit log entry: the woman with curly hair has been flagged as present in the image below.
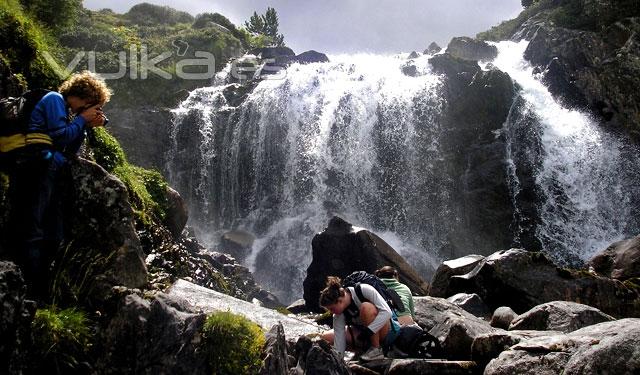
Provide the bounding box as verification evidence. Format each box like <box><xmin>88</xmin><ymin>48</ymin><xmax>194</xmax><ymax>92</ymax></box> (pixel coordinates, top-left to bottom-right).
<box><xmin>7</xmin><ymin>70</ymin><xmax>110</xmax><ymax>300</ymax></box>
<box><xmin>319</xmin><ymin>275</ymin><xmax>400</xmax><ymax>362</ymax></box>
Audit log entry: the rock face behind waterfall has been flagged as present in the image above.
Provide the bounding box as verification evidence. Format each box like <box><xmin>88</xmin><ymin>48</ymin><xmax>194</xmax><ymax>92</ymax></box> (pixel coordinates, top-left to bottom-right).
<box><xmin>428</xmin><ymin>52</ymin><xmax>517</xmax><ymax>258</ymax></box>
<box><xmin>303</xmin><ymin>216</ymin><xmax>429</xmax><ymax>312</ymax></box>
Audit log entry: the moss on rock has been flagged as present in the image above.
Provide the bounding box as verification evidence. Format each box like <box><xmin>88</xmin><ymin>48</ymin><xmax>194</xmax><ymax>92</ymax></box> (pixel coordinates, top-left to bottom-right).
<box><xmin>201</xmin><ymin>311</ymin><xmax>265</xmax><ymax>375</ymax></box>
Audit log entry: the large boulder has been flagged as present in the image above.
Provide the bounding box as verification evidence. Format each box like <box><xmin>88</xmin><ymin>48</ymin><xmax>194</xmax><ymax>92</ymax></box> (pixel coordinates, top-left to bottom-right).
<box><xmin>430</xmin><ymin>254</ymin><xmax>485</xmax><ymax>297</ymax></box>
<box><xmin>424</xmin><ymin>42</ymin><xmax>442</xmax><ymax>55</ymax></box>
<box><xmin>509</xmin><ymin>301</ymin><xmax>615</xmax><ymax>333</ymax></box>
<box><xmin>447</xmin><ymin>248</ymin><xmax>640</xmax><ymax>317</ymax></box>
<box><xmin>294</xmin><ymin>50</ymin><xmax>330</xmax><ymax>64</ymax></box>
<box><xmin>446</xmin><ymin>293</ymin><xmax>490</xmax><ymax>319</ymax></box>
<box><xmin>589</xmin><ymin>235</ymin><xmax>640</xmax><ymax>280</ymax></box>
<box><xmin>471</xmin><ymin>330</ymin><xmax>561</xmax><ymax>370</ymax></box>
<box><xmin>446</xmin><ymin>37</ymin><xmax>498</xmax><ymax>62</ymax></box>
<box><xmin>490</xmin><ymin>307</ymin><xmax>518</xmax><ymax>330</ymax></box>
<box><xmin>302</xmin><ymin>216</ymin><xmax>429</xmax><ymax>312</ymax></box>
<box><xmin>414</xmin><ymin>296</ymin><xmax>498</xmax><ymax>360</ymax></box>
<box><xmin>220</xmin><ymin>229</ymin><xmax>255</xmax><ymax>262</ymax></box>
<box><xmin>292</xmin><ymin>336</ymin><xmax>351</xmax><ymax>375</ymax></box>
<box><xmin>162</xmin><ymin>186</ymin><xmax>188</xmax><ymax>238</ymax></box>
<box><xmin>427</xmin><ymin>55</ymin><xmax>518</xmax><ymax>258</ymax></box>
<box><xmin>96</xmin><ymin>293</ymin><xmax>208</xmax><ymax>374</ymax></box>
<box><xmin>484</xmin><ymin>319</ymin><xmax>640</xmax><ymax>374</ymax></box>
<box><xmin>65</xmin><ymin>158</ymin><xmax>148</xmax><ymax>300</ymax></box>
<box><xmin>388</xmin><ymin>359</ymin><xmax>477</xmax><ymax>374</ymax></box>
<box><xmin>0</xmin><ymin>262</ymin><xmax>34</xmax><ymax>374</ymax></box>
<box><xmin>522</xmin><ymin>19</ymin><xmax>640</xmax><ymax>138</ymax></box>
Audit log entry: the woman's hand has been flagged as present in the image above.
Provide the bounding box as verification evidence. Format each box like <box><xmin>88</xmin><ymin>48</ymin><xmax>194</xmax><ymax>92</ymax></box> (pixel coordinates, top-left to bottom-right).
<box><xmin>80</xmin><ymin>104</ymin><xmax>103</xmax><ymax>124</ymax></box>
<box><xmin>87</xmin><ymin>113</ymin><xmax>107</xmax><ymax>128</ymax></box>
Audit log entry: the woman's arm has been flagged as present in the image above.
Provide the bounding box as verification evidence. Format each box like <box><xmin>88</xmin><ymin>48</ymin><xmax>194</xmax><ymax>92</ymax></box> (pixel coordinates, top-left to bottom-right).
<box><xmin>333</xmin><ymin>313</ymin><xmax>346</xmax><ymax>354</ymax></box>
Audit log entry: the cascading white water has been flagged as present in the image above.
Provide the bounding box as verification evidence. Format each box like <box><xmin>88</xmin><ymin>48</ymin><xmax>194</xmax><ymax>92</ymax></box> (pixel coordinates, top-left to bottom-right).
<box><xmin>167</xmin><ymin>41</ymin><xmax>640</xmax><ymax>302</ymax></box>
<box><xmin>168</xmin><ymin>53</ymin><xmax>447</xmax><ymax>302</ymax></box>
<box><xmin>491</xmin><ymin>40</ymin><xmax>640</xmax><ymax>265</ymax></box>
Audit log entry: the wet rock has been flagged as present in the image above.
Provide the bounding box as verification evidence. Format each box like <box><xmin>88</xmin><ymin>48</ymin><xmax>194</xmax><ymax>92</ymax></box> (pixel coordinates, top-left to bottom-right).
<box><xmin>248</xmin><ymin>46</ymin><xmax>296</xmax><ymax>59</ymax></box>
<box><xmin>430</xmin><ymin>255</ymin><xmax>485</xmax><ymax>297</ymax></box>
<box><xmin>163</xmin><ymin>186</ymin><xmax>188</xmax><ymax>238</ymax></box>
<box><xmin>303</xmin><ymin>216</ymin><xmax>429</xmax><ymax>312</ymax></box>
<box><xmin>167</xmin><ymin>279</ymin><xmax>322</xmax><ymax>338</ymax></box>
<box><xmin>260</xmin><ymin>323</ymin><xmax>289</xmax><ymax>375</ymax></box>
<box><xmin>428</xmin><ymin>53</ymin><xmax>480</xmax><ymax>84</ymax></box>
<box><xmin>401</xmin><ymin>63</ymin><xmax>419</xmax><ymax>77</ymax></box>
<box><xmin>220</xmin><ymin>229</ymin><xmax>255</xmax><ymax>262</ymax></box>
<box><xmin>286</xmin><ymin>299</ymin><xmax>308</xmax><ymax>314</ymax></box>
<box><xmin>589</xmin><ymin>235</ymin><xmax>640</xmax><ymax>280</ymax></box>
<box><xmin>446</xmin><ymin>37</ymin><xmax>498</xmax><ymax>62</ymax></box>
<box><xmin>387</xmin><ymin>359</ymin><xmax>478</xmax><ymax>374</ymax></box>
<box><xmin>484</xmin><ymin>319</ymin><xmax>640</xmax><ymax>375</ymax></box>
<box><xmin>522</xmin><ymin>19</ymin><xmax>640</xmax><ymax>137</ymax></box>
<box><xmin>509</xmin><ymin>301</ymin><xmax>615</xmax><ymax>333</ymax></box>
<box><xmin>407</xmin><ymin>51</ymin><xmax>420</xmax><ymax>59</ymax></box>
<box><xmin>471</xmin><ymin>330</ymin><xmax>560</xmax><ymax>370</ymax></box>
<box><xmin>446</xmin><ymin>293</ymin><xmax>490</xmax><ymax>318</ymax></box>
<box><xmin>447</xmin><ymin>248</ymin><xmax>640</xmax><ymax>318</ymax></box>
<box><xmin>0</xmin><ymin>262</ymin><xmax>34</xmax><ymax>375</ymax></box>
<box><xmin>414</xmin><ymin>296</ymin><xmax>497</xmax><ymax>359</ymax></box>
<box><xmin>292</xmin><ymin>336</ymin><xmax>350</xmax><ymax>375</ymax></box>
<box><xmin>490</xmin><ymin>307</ymin><xmax>518</xmax><ymax>329</ymax></box>
<box><xmin>424</xmin><ymin>42</ymin><xmax>442</xmax><ymax>54</ymax></box>
<box><xmin>294</xmin><ymin>50</ymin><xmax>330</xmax><ymax>64</ymax></box>
<box><xmin>0</xmin><ymin>59</ymin><xmax>26</xmax><ymax>99</ymax></box>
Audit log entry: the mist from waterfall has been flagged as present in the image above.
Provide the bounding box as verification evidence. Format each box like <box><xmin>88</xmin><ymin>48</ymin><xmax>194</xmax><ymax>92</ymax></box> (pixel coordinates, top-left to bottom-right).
<box><xmin>167</xmin><ymin>42</ymin><xmax>640</xmax><ymax>303</ymax></box>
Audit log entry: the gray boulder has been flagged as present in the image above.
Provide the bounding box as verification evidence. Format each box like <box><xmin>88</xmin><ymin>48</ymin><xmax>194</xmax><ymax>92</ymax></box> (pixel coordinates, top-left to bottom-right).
<box><xmin>430</xmin><ymin>255</ymin><xmax>485</xmax><ymax>297</ymax></box>
<box><xmin>407</xmin><ymin>51</ymin><xmax>420</xmax><ymax>59</ymax></box>
<box><xmin>446</xmin><ymin>293</ymin><xmax>490</xmax><ymax>318</ymax></box>
<box><xmin>424</xmin><ymin>42</ymin><xmax>442</xmax><ymax>54</ymax></box>
<box><xmin>96</xmin><ymin>293</ymin><xmax>208</xmax><ymax>374</ymax></box>
<box><xmin>589</xmin><ymin>235</ymin><xmax>640</xmax><ymax>280</ymax></box>
<box><xmin>490</xmin><ymin>307</ymin><xmax>518</xmax><ymax>329</ymax></box>
<box><xmin>446</xmin><ymin>37</ymin><xmax>497</xmax><ymax>62</ymax></box>
<box><xmin>292</xmin><ymin>336</ymin><xmax>350</xmax><ymax>375</ymax></box>
<box><xmin>414</xmin><ymin>296</ymin><xmax>497</xmax><ymax>359</ymax></box>
<box><xmin>294</xmin><ymin>50</ymin><xmax>330</xmax><ymax>64</ymax></box>
<box><xmin>471</xmin><ymin>330</ymin><xmax>561</xmax><ymax>370</ymax></box>
<box><xmin>484</xmin><ymin>319</ymin><xmax>640</xmax><ymax>375</ymax></box>
<box><xmin>163</xmin><ymin>186</ymin><xmax>188</xmax><ymax>238</ymax></box>
<box><xmin>509</xmin><ymin>301</ymin><xmax>615</xmax><ymax>333</ymax></box>
<box><xmin>447</xmin><ymin>248</ymin><xmax>640</xmax><ymax>317</ymax></box>
<box><xmin>303</xmin><ymin>216</ymin><xmax>429</xmax><ymax>312</ymax></box>
<box><xmin>220</xmin><ymin>229</ymin><xmax>255</xmax><ymax>262</ymax></box>
<box><xmin>388</xmin><ymin>359</ymin><xmax>477</xmax><ymax>374</ymax></box>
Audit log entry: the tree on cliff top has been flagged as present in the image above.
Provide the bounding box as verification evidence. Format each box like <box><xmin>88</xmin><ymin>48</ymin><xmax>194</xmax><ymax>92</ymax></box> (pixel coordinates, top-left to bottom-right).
<box><xmin>244</xmin><ymin>7</ymin><xmax>285</xmax><ymax>47</ymax></box>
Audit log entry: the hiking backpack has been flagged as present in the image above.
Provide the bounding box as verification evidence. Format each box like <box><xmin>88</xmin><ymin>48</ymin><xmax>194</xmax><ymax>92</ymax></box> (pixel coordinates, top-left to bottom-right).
<box><xmin>0</xmin><ymin>89</ymin><xmax>52</xmax><ymax>170</ymax></box>
<box><xmin>342</xmin><ymin>271</ymin><xmax>406</xmax><ymax>313</ymax></box>
<box><xmin>388</xmin><ymin>325</ymin><xmax>443</xmax><ymax>359</ymax></box>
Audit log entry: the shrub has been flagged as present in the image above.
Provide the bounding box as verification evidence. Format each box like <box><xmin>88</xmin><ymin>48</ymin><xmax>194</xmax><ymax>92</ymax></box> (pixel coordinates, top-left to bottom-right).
<box><xmin>125</xmin><ymin>3</ymin><xmax>194</xmax><ymax>26</ymax></box>
<box><xmin>31</xmin><ymin>307</ymin><xmax>93</xmax><ymax>373</ymax></box>
<box><xmin>19</xmin><ymin>0</ymin><xmax>82</xmax><ymax>34</ymax></box>
<box><xmin>201</xmin><ymin>311</ymin><xmax>265</xmax><ymax>375</ymax></box>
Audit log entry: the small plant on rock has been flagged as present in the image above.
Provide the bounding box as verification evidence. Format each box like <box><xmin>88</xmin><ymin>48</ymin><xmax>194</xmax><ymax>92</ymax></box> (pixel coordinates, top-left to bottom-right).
<box><xmin>201</xmin><ymin>311</ymin><xmax>265</xmax><ymax>375</ymax></box>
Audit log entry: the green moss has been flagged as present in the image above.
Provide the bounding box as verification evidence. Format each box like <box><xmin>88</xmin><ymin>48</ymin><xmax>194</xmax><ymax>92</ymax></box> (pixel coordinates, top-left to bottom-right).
<box><xmin>0</xmin><ymin>0</ymin><xmax>63</xmax><ymax>89</ymax></box>
<box><xmin>87</xmin><ymin>128</ymin><xmax>169</xmax><ymax>222</ymax></box>
<box><xmin>31</xmin><ymin>307</ymin><xmax>93</xmax><ymax>373</ymax></box>
<box><xmin>275</xmin><ymin>307</ymin><xmax>291</xmax><ymax>315</ymax></box>
<box><xmin>201</xmin><ymin>311</ymin><xmax>265</xmax><ymax>375</ymax></box>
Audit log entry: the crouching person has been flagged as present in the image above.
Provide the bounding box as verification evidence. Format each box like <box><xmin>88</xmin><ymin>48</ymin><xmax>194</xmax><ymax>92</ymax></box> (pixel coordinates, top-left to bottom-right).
<box><xmin>319</xmin><ymin>276</ymin><xmax>400</xmax><ymax>361</ymax></box>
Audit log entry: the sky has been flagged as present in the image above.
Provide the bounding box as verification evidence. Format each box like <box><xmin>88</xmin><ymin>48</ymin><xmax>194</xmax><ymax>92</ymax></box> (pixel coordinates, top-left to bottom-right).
<box><xmin>83</xmin><ymin>0</ymin><xmax>524</xmax><ymax>54</ymax></box>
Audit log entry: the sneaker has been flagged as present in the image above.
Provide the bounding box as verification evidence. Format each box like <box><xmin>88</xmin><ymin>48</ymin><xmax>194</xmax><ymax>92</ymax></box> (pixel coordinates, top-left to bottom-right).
<box><xmin>359</xmin><ymin>346</ymin><xmax>384</xmax><ymax>362</ymax></box>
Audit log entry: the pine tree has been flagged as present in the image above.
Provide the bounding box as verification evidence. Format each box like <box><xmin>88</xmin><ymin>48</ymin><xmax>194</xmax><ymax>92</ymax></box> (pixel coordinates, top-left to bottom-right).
<box><xmin>244</xmin><ymin>7</ymin><xmax>285</xmax><ymax>47</ymax></box>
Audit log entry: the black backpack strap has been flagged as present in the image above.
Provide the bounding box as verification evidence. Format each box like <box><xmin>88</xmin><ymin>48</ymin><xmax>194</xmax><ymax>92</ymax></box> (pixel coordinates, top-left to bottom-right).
<box><xmin>354</xmin><ymin>283</ymin><xmax>368</xmax><ymax>304</ymax></box>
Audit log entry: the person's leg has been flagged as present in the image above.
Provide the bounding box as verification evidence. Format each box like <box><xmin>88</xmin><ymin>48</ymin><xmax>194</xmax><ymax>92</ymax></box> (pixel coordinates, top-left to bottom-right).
<box><xmin>359</xmin><ymin>302</ymin><xmax>391</xmax><ymax>348</ymax></box>
<box><xmin>321</xmin><ymin>326</ymin><xmax>358</xmax><ymax>350</ymax></box>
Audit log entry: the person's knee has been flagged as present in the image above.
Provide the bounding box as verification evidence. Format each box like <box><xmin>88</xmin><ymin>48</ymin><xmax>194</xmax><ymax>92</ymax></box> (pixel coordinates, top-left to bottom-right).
<box><xmin>359</xmin><ymin>302</ymin><xmax>378</xmax><ymax>321</ymax></box>
<box><xmin>320</xmin><ymin>330</ymin><xmax>334</xmax><ymax>344</ymax></box>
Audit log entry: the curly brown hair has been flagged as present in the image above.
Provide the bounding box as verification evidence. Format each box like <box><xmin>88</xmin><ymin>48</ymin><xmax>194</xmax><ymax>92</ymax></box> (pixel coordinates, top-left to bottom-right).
<box><xmin>319</xmin><ymin>276</ymin><xmax>345</xmax><ymax>307</ymax></box>
<box><xmin>58</xmin><ymin>70</ymin><xmax>112</xmax><ymax>105</ymax></box>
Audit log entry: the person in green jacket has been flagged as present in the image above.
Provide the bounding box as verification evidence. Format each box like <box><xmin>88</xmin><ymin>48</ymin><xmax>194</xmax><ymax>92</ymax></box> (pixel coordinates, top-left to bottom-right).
<box><xmin>375</xmin><ymin>266</ymin><xmax>417</xmax><ymax>326</ymax></box>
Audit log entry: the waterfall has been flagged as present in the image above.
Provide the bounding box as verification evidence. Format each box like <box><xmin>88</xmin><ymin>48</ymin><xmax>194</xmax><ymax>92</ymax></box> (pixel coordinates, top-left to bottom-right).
<box><xmin>167</xmin><ymin>43</ymin><xmax>640</xmax><ymax>303</ymax></box>
<box><xmin>492</xmin><ymin>40</ymin><xmax>640</xmax><ymax>266</ymax></box>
